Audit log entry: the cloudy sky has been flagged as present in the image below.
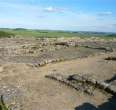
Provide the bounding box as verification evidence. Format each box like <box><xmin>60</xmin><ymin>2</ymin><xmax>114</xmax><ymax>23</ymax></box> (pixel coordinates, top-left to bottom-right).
<box><xmin>0</xmin><ymin>0</ymin><xmax>116</xmax><ymax>32</ymax></box>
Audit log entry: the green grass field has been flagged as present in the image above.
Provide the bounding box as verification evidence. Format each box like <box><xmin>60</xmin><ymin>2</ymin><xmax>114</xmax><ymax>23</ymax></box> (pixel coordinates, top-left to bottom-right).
<box><xmin>0</xmin><ymin>28</ymin><xmax>116</xmax><ymax>39</ymax></box>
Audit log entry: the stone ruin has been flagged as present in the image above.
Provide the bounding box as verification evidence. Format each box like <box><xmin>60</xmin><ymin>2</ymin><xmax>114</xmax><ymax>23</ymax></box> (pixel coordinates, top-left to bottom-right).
<box><xmin>45</xmin><ymin>73</ymin><xmax>116</xmax><ymax>96</ymax></box>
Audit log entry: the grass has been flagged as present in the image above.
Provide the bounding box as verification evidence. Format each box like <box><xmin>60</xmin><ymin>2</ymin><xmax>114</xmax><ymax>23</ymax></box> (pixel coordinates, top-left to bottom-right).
<box><xmin>0</xmin><ymin>29</ymin><xmax>81</xmax><ymax>38</ymax></box>
<box><xmin>0</xmin><ymin>95</ymin><xmax>9</xmax><ymax>110</ymax></box>
<box><xmin>0</xmin><ymin>31</ymin><xmax>15</xmax><ymax>38</ymax></box>
<box><xmin>0</xmin><ymin>28</ymin><xmax>116</xmax><ymax>39</ymax></box>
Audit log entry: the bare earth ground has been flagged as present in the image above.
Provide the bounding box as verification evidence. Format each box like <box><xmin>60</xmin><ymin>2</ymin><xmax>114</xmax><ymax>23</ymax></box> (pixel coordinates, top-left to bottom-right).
<box><xmin>0</xmin><ymin>38</ymin><xmax>116</xmax><ymax>110</ymax></box>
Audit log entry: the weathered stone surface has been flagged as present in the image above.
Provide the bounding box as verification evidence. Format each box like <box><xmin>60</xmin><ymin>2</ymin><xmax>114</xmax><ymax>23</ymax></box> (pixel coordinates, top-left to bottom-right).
<box><xmin>0</xmin><ymin>84</ymin><xmax>24</xmax><ymax>110</ymax></box>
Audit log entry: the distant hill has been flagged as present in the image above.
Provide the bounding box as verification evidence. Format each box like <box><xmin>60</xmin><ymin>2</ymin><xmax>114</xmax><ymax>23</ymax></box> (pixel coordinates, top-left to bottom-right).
<box><xmin>0</xmin><ymin>28</ymin><xmax>115</xmax><ymax>39</ymax></box>
<box><xmin>106</xmin><ymin>34</ymin><xmax>116</xmax><ymax>37</ymax></box>
<box><xmin>13</xmin><ymin>28</ymin><xmax>28</xmax><ymax>31</ymax></box>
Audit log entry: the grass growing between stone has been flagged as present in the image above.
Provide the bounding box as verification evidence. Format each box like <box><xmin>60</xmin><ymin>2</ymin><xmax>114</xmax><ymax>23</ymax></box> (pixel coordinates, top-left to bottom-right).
<box><xmin>0</xmin><ymin>95</ymin><xmax>9</xmax><ymax>110</ymax></box>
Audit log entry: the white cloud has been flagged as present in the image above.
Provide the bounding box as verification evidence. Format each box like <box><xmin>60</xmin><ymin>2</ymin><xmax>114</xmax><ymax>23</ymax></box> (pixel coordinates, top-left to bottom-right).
<box><xmin>113</xmin><ymin>24</ymin><xmax>116</xmax><ymax>26</ymax></box>
<box><xmin>98</xmin><ymin>11</ymin><xmax>112</xmax><ymax>16</ymax></box>
<box><xmin>43</xmin><ymin>6</ymin><xmax>64</xmax><ymax>13</ymax></box>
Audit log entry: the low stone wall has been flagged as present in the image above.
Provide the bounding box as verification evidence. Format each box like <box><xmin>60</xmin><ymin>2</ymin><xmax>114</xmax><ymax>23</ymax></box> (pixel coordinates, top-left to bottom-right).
<box><xmin>35</xmin><ymin>58</ymin><xmax>65</xmax><ymax>67</ymax></box>
<box><xmin>45</xmin><ymin>73</ymin><xmax>116</xmax><ymax>96</ymax></box>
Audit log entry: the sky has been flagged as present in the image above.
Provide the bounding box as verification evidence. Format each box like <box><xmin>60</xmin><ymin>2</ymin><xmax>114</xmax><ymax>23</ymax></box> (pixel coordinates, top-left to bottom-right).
<box><xmin>0</xmin><ymin>0</ymin><xmax>116</xmax><ymax>32</ymax></box>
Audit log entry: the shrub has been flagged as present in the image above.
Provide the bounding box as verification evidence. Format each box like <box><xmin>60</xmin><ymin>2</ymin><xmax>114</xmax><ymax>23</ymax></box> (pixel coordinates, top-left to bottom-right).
<box><xmin>0</xmin><ymin>31</ymin><xmax>15</xmax><ymax>38</ymax></box>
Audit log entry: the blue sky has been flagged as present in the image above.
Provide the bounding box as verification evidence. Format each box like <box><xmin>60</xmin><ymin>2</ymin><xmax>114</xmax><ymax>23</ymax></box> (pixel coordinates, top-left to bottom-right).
<box><xmin>0</xmin><ymin>0</ymin><xmax>116</xmax><ymax>32</ymax></box>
